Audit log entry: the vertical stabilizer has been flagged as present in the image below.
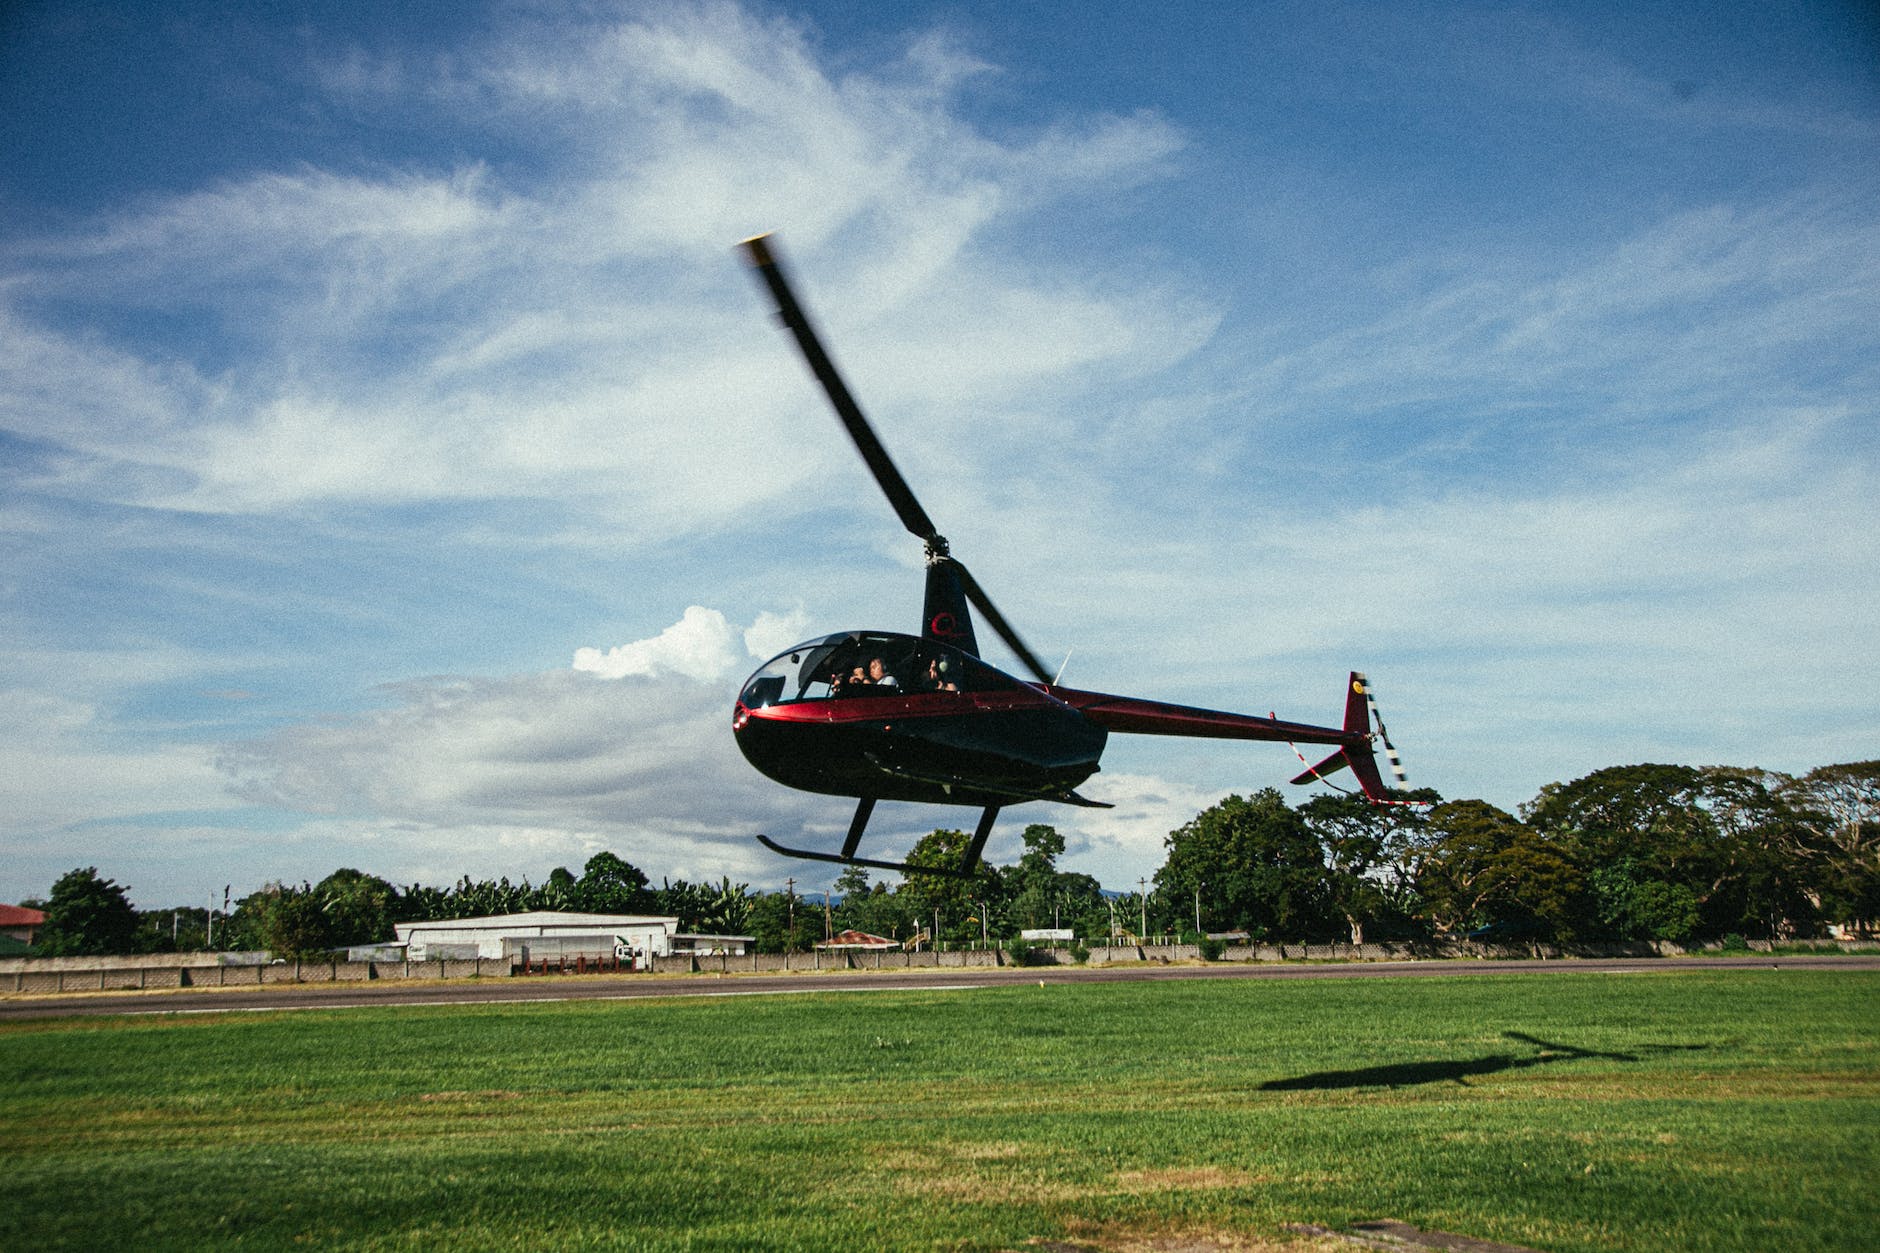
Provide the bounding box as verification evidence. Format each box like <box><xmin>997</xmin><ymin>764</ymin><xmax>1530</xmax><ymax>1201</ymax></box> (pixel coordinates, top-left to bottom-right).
<box><xmin>923</xmin><ymin>557</ymin><xmax>980</xmax><ymax>655</ymax></box>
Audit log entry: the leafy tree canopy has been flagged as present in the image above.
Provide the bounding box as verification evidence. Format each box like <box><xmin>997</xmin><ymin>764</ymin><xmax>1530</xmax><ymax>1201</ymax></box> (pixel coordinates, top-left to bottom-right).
<box><xmin>36</xmin><ymin>867</ymin><xmax>139</xmax><ymax>956</ymax></box>
<box><xmin>1158</xmin><ymin>790</ymin><xmax>1339</xmax><ymax>941</ymax></box>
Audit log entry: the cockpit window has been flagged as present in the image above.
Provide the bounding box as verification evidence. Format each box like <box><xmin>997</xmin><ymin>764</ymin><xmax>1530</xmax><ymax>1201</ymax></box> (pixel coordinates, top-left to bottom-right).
<box><xmin>739</xmin><ymin>632</ymin><xmax>1017</xmax><ymax>707</ymax></box>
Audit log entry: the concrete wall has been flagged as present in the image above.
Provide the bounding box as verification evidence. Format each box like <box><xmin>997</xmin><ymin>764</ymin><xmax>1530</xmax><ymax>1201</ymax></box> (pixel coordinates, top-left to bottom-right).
<box><xmin>2</xmin><ymin>955</ymin><xmax>513</xmax><ymax>992</ymax></box>
<box><xmin>646</xmin><ymin>947</ymin><xmax>1033</xmax><ymax>974</ymax></box>
<box><xmin>9</xmin><ymin>935</ymin><xmax>1855</xmax><ymax>994</ymax></box>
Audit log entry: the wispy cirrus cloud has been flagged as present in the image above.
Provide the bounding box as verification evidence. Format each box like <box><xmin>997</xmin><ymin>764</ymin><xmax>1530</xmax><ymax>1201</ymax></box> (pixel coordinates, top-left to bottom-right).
<box><xmin>1</xmin><ymin>3</ymin><xmax>1194</xmax><ymax>531</ymax></box>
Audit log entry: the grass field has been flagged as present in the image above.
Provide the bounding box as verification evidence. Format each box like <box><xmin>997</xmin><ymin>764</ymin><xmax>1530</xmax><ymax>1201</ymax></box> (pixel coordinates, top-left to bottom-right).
<box><xmin>3</xmin><ymin>969</ymin><xmax>1876</xmax><ymax>1251</ymax></box>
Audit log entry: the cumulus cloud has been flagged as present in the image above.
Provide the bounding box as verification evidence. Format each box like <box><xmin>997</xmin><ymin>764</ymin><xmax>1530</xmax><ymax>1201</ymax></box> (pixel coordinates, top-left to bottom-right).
<box><xmin>214</xmin><ymin>605</ymin><xmax>866</xmax><ymax>886</ymax></box>
<box><xmin>573</xmin><ymin>605</ymin><xmax>746</xmax><ymax>680</ymax></box>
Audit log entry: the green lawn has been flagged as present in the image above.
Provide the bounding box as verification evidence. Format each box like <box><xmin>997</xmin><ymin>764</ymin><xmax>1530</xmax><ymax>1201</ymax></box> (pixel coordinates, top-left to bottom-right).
<box><xmin>3</xmin><ymin>970</ymin><xmax>1875</xmax><ymax>1251</ymax></box>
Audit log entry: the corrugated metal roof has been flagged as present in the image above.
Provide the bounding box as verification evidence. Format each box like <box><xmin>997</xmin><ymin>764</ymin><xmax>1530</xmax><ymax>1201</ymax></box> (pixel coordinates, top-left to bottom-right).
<box><xmin>396</xmin><ymin>911</ymin><xmax>676</xmax><ymax>934</ymax></box>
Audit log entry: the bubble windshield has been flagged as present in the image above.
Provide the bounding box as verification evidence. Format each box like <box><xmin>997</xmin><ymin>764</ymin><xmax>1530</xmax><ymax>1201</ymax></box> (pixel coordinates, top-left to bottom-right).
<box><xmin>739</xmin><ymin>632</ymin><xmax>1019</xmax><ymax>706</ymax></box>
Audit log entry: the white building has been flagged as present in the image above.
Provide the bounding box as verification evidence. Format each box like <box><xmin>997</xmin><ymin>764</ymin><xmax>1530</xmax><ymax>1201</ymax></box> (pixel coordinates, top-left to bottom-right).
<box><xmin>395</xmin><ymin>911</ymin><xmax>682</xmax><ymax>962</ymax></box>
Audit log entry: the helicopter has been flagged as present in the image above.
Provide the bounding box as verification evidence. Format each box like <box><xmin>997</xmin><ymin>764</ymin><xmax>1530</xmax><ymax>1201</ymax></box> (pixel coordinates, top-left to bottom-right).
<box><xmin>733</xmin><ymin>233</ymin><xmax>1405</xmax><ymax>880</ymax></box>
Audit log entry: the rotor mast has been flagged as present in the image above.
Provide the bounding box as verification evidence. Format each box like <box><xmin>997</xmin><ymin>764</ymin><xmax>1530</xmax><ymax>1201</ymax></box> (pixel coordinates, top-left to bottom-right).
<box><xmin>739</xmin><ymin>233</ymin><xmax>1049</xmax><ymax>681</ymax></box>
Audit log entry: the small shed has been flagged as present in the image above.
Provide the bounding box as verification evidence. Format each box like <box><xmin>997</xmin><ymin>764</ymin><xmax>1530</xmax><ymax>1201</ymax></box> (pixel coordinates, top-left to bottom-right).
<box><xmin>671</xmin><ymin>933</ymin><xmax>754</xmax><ymax>956</ymax></box>
<box><xmin>816</xmin><ymin>929</ymin><xmax>898</xmax><ymax>951</ymax></box>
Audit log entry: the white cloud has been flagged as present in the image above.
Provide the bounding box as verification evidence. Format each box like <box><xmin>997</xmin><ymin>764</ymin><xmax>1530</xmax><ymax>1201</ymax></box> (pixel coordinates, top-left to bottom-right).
<box><xmin>574</xmin><ymin>605</ymin><xmax>745</xmax><ymax>680</ymax></box>
<box><xmin>743</xmin><ymin>606</ymin><xmax>816</xmax><ymax>660</ymax></box>
<box><xmin>0</xmin><ymin>691</ymin><xmax>234</xmax><ymax>832</ymax></box>
<box><xmin>0</xmin><ymin>1</ymin><xmax>1192</xmax><ymax>531</ymax></box>
<box><xmin>220</xmin><ymin>606</ymin><xmax>847</xmax><ymax>877</ymax></box>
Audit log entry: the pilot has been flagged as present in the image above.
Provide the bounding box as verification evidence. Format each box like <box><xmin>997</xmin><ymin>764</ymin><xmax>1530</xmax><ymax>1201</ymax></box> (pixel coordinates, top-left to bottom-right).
<box><xmin>866</xmin><ymin>657</ymin><xmax>898</xmax><ymax>689</ymax></box>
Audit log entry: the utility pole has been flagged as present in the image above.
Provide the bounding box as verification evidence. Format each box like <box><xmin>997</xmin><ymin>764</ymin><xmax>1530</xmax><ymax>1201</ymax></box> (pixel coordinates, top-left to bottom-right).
<box><xmin>1194</xmin><ymin>882</ymin><xmax>1203</xmax><ymax>937</ymax></box>
<box><xmin>785</xmin><ymin>877</ymin><xmax>796</xmax><ymax>951</ymax></box>
<box><xmin>1137</xmin><ymin>877</ymin><xmax>1149</xmax><ymax>938</ymax></box>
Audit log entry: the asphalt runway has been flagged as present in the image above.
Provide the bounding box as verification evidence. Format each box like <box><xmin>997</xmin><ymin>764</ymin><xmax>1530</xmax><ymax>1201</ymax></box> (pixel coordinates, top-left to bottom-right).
<box><xmin>4</xmin><ymin>953</ymin><xmax>1875</xmax><ymax>1021</ymax></box>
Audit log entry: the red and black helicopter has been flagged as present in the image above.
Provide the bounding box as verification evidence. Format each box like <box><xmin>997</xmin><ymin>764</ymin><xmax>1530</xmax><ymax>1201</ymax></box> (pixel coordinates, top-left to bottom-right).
<box><xmin>734</xmin><ymin>234</ymin><xmax>1405</xmax><ymax>879</ymax></box>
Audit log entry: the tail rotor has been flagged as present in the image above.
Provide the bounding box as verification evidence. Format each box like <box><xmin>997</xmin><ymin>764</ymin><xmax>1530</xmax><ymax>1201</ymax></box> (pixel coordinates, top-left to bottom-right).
<box><xmin>1355</xmin><ymin>672</ymin><xmax>1410</xmax><ymax>790</ymax></box>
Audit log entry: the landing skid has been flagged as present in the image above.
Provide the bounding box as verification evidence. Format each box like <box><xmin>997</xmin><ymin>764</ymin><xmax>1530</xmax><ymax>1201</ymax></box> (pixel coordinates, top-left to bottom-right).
<box><xmin>755</xmin><ymin>834</ymin><xmax>981</xmax><ymax>880</ymax></box>
<box><xmin>757</xmin><ymin>797</ymin><xmax>1001</xmax><ymax>879</ymax></box>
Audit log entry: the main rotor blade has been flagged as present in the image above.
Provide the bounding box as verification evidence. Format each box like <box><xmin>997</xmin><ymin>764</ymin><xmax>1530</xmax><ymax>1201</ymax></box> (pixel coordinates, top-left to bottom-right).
<box><xmin>955</xmin><ymin>561</ymin><xmax>1053</xmax><ymax>686</ymax></box>
<box><xmin>740</xmin><ymin>234</ymin><xmax>940</xmax><ymax>546</ymax></box>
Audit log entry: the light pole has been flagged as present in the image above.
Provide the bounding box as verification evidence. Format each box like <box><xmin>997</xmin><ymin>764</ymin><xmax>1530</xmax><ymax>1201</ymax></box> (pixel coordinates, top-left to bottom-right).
<box><xmin>1193</xmin><ymin>882</ymin><xmax>1203</xmax><ymax>938</ymax></box>
<box><xmin>1137</xmin><ymin>877</ymin><xmax>1149</xmax><ymax>939</ymax></box>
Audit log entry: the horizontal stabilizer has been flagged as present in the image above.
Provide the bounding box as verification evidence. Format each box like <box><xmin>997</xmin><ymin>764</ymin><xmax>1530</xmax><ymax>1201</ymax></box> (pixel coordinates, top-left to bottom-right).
<box><xmin>1291</xmin><ymin>743</ymin><xmax>1389</xmax><ymax>800</ymax></box>
<box><xmin>1292</xmin><ymin>748</ymin><xmax>1349</xmax><ymax>786</ymax></box>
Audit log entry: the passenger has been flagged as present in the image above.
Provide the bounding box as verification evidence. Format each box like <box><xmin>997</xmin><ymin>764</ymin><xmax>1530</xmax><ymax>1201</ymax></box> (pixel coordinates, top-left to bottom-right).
<box><xmin>831</xmin><ymin>663</ymin><xmax>871</xmax><ymax>696</ymax></box>
<box><xmin>924</xmin><ymin>656</ymin><xmax>959</xmax><ymax>692</ymax></box>
<box><xmin>866</xmin><ymin>657</ymin><xmax>898</xmax><ymax>689</ymax></box>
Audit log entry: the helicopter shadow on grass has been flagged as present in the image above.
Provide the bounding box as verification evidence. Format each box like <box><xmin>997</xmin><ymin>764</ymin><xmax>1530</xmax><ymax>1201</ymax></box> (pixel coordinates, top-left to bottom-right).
<box><xmin>1257</xmin><ymin>1032</ymin><xmax>1710</xmax><ymax>1092</ymax></box>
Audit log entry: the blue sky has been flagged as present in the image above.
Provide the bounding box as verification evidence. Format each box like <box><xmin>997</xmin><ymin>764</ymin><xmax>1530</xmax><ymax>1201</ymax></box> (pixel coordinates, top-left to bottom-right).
<box><xmin>3</xmin><ymin>0</ymin><xmax>1876</xmax><ymax>907</ymax></box>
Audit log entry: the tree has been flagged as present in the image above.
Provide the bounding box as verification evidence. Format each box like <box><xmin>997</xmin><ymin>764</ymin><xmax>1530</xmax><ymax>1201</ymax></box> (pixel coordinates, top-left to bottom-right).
<box><xmin>235</xmin><ymin>882</ymin><xmax>336</xmax><ymax>958</ymax></box>
<box><xmin>312</xmin><ymin>868</ymin><xmax>397</xmax><ymax>946</ymax></box>
<box><xmin>1003</xmin><ymin>824</ymin><xmax>1101</xmax><ymax>936</ymax></box>
<box><xmin>748</xmin><ymin>888</ymin><xmax>820</xmax><ymax>954</ymax></box>
<box><xmin>537</xmin><ymin>867</ymin><xmax>579</xmax><ymax>911</ymax></box>
<box><xmin>695</xmin><ymin>877</ymin><xmax>754</xmax><ymax>934</ymax></box>
<box><xmin>1693</xmin><ymin>766</ymin><xmax>1824</xmax><ymax>939</ymax></box>
<box><xmin>1157</xmin><ymin>791</ymin><xmax>1339</xmax><ymax>941</ymax></box>
<box><xmin>1526</xmin><ymin>763</ymin><xmax>1825</xmax><ymax>939</ymax></box>
<box><xmin>36</xmin><ymin>867</ymin><xmax>139</xmax><ymax>956</ymax></box>
<box><xmin>574</xmin><ymin>851</ymin><xmax>654</xmax><ymax>914</ymax></box>
<box><xmin>1782</xmin><ymin>760</ymin><xmax>1880</xmax><ymax>933</ymax></box>
<box><xmin>896</xmin><ymin>829</ymin><xmax>1000</xmax><ymax>942</ymax></box>
<box><xmin>1415</xmin><ymin>801</ymin><xmax>1586</xmax><ymax>942</ymax></box>
<box><xmin>1300</xmin><ymin>789</ymin><xmax>1440</xmax><ymax>943</ymax></box>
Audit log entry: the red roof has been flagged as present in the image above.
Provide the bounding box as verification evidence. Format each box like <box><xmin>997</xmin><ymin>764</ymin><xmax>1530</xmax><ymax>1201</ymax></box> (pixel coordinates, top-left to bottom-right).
<box><xmin>817</xmin><ymin>929</ymin><xmax>898</xmax><ymax>949</ymax></box>
<box><xmin>0</xmin><ymin>904</ymin><xmax>46</xmax><ymax>926</ymax></box>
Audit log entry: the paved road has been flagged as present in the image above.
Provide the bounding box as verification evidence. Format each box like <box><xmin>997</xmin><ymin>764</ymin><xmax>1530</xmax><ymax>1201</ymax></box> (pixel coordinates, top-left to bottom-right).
<box><xmin>3</xmin><ymin>954</ymin><xmax>1874</xmax><ymax>1021</ymax></box>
